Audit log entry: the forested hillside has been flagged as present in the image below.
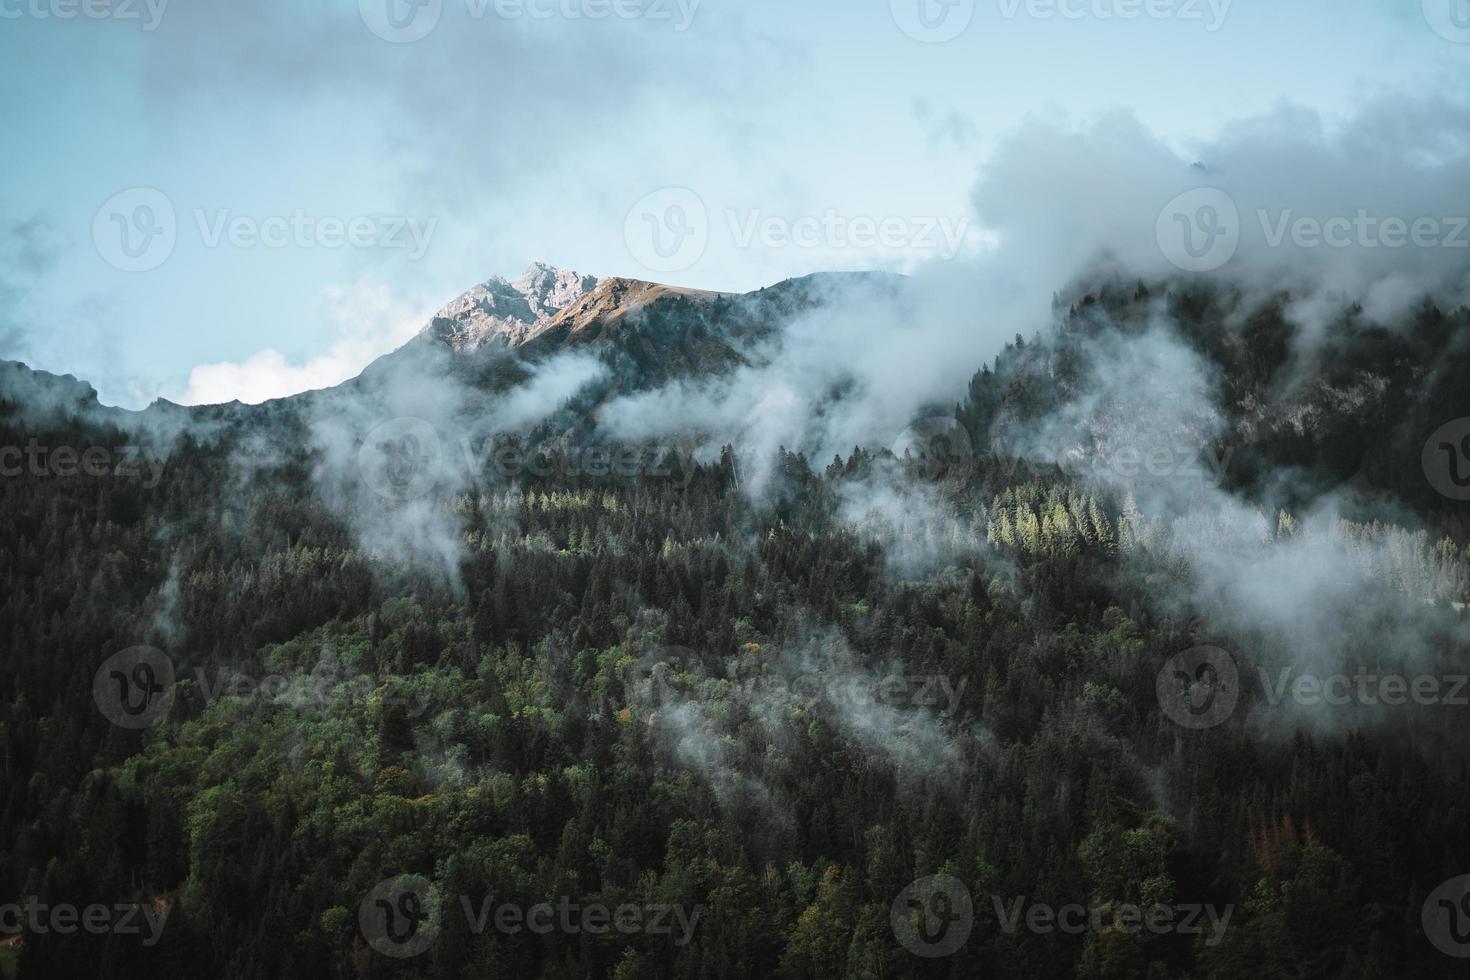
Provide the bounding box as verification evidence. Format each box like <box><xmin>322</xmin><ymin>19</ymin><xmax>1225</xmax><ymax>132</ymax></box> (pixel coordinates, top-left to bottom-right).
<box><xmin>4</xmin><ymin>277</ymin><xmax>1470</xmax><ymax>978</ymax></box>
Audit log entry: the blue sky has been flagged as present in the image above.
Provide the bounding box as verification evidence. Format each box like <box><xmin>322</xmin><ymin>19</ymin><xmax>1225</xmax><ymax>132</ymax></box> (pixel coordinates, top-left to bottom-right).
<box><xmin>0</xmin><ymin>0</ymin><xmax>1464</xmax><ymax>407</ymax></box>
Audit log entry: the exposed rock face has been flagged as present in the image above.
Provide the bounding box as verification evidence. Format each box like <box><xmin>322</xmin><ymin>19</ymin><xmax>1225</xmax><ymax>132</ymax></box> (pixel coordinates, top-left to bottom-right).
<box><xmin>513</xmin><ymin>262</ymin><xmax>603</xmax><ymax>320</ymax></box>
<box><xmin>0</xmin><ymin>360</ymin><xmax>101</xmax><ymax>415</ymax></box>
<box><xmin>423</xmin><ymin>262</ymin><xmax>600</xmax><ymax>352</ymax></box>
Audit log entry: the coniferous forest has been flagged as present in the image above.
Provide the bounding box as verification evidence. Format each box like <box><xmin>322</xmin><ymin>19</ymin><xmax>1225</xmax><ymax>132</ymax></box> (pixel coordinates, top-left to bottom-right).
<box><xmin>11</xmin><ymin>2</ymin><xmax>1470</xmax><ymax>977</ymax></box>
<box><xmin>6</xmin><ymin>276</ymin><xmax>1470</xmax><ymax>979</ymax></box>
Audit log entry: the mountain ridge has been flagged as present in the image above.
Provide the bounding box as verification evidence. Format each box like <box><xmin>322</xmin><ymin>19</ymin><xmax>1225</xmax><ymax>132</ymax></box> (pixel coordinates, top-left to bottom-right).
<box><xmin>0</xmin><ymin>266</ymin><xmax>904</xmax><ymax>422</ymax></box>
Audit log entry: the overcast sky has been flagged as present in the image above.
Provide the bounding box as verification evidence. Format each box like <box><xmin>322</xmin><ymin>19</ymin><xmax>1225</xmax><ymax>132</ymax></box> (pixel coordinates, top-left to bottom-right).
<box><xmin>0</xmin><ymin>0</ymin><xmax>1464</xmax><ymax>407</ymax></box>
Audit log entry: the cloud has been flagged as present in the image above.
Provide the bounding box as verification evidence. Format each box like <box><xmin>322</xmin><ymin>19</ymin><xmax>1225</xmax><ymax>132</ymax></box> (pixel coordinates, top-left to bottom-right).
<box><xmin>970</xmin><ymin>96</ymin><xmax>1470</xmax><ymax>334</ymax></box>
<box><xmin>990</xmin><ymin>311</ymin><xmax>1470</xmax><ymax>742</ymax></box>
<box><xmin>0</xmin><ymin>212</ymin><xmax>58</xmax><ymax>363</ymax></box>
<box><xmin>914</xmin><ymin>99</ymin><xmax>979</xmax><ymax>150</ymax></box>
<box><xmin>134</xmin><ymin>0</ymin><xmax>779</xmax><ymax>213</ymax></box>
<box><xmin>597</xmin><ymin>269</ymin><xmax>1007</xmax><ymax>495</ymax></box>
<box><xmin>590</xmin><ymin>92</ymin><xmax>1470</xmax><ymax>749</ymax></box>
<box><xmin>494</xmin><ymin>352</ymin><xmax>607</xmax><ymax>431</ymax></box>
<box><xmin>640</xmin><ymin>622</ymin><xmax>968</xmax><ymax>821</ymax></box>
<box><xmin>296</xmin><ymin>336</ymin><xmax>609</xmax><ymax>580</ymax></box>
<box><xmin>835</xmin><ymin>458</ymin><xmax>988</xmax><ymax>581</ymax></box>
<box><xmin>598</xmin><ymin>93</ymin><xmax>1470</xmax><ymax>501</ymax></box>
<box><xmin>180</xmin><ymin>277</ymin><xmax>425</xmax><ymax>405</ymax></box>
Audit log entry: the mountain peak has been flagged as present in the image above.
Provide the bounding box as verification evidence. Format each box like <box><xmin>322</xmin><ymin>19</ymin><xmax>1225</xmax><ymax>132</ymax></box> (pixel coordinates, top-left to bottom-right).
<box><xmin>510</xmin><ymin>262</ymin><xmax>600</xmax><ymax>320</ymax></box>
<box><xmin>423</xmin><ymin>262</ymin><xmax>600</xmax><ymax>352</ymax></box>
<box><xmin>516</xmin><ymin>260</ymin><xmax>563</xmax><ymax>279</ymax></box>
